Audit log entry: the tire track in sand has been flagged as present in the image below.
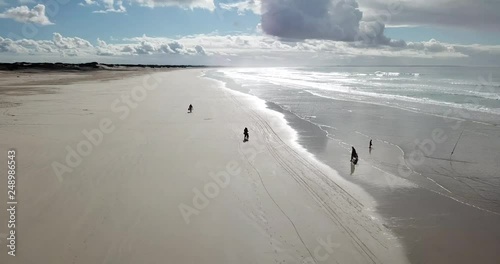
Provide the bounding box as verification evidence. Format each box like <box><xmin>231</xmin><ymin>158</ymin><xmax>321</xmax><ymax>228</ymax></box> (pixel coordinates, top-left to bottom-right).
<box><xmin>224</xmin><ymin>90</ymin><xmax>386</xmax><ymax>264</ymax></box>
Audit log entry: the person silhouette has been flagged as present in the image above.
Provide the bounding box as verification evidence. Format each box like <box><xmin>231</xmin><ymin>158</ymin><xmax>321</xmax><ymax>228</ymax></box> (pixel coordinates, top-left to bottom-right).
<box><xmin>369</xmin><ymin>139</ymin><xmax>373</xmax><ymax>149</ymax></box>
<box><xmin>243</xmin><ymin>127</ymin><xmax>249</xmax><ymax>141</ymax></box>
<box><xmin>351</xmin><ymin>147</ymin><xmax>358</xmax><ymax>165</ymax></box>
<box><xmin>188</xmin><ymin>104</ymin><xmax>193</xmax><ymax>113</ymax></box>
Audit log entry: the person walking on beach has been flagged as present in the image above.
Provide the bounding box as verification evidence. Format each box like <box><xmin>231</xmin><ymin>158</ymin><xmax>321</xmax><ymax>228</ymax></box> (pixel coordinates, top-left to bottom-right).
<box><xmin>351</xmin><ymin>146</ymin><xmax>358</xmax><ymax>164</ymax></box>
<box><xmin>369</xmin><ymin>139</ymin><xmax>373</xmax><ymax>149</ymax></box>
<box><xmin>244</xmin><ymin>127</ymin><xmax>249</xmax><ymax>141</ymax></box>
<box><xmin>188</xmin><ymin>104</ymin><xmax>193</xmax><ymax>113</ymax></box>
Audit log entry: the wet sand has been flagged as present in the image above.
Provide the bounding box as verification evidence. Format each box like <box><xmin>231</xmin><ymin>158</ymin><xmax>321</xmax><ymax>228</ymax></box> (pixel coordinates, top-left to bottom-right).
<box><xmin>265</xmin><ymin>92</ymin><xmax>500</xmax><ymax>263</ymax></box>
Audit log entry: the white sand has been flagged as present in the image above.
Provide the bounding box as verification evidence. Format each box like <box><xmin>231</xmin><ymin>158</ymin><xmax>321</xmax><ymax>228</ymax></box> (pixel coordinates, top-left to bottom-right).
<box><xmin>0</xmin><ymin>69</ymin><xmax>408</xmax><ymax>263</ymax></box>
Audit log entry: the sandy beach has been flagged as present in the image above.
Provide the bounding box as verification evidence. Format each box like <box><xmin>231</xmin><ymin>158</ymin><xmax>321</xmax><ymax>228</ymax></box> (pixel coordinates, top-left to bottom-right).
<box><xmin>0</xmin><ymin>69</ymin><xmax>409</xmax><ymax>264</ymax></box>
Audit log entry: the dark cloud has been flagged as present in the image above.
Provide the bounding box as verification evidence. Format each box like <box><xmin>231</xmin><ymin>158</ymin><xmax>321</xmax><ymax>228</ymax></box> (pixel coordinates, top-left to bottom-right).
<box><xmin>260</xmin><ymin>0</ymin><xmax>499</xmax><ymax>46</ymax></box>
<box><xmin>260</xmin><ymin>0</ymin><xmax>406</xmax><ymax>47</ymax></box>
<box><xmin>261</xmin><ymin>0</ymin><xmax>363</xmax><ymax>41</ymax></box>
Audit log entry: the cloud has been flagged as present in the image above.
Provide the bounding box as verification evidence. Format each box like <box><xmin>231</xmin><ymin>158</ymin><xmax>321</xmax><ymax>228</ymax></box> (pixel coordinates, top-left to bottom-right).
<box><xmin>1</xmin><ymin>32</ymin><xmax>500</xmax><ymax>66</ymax></box>
<box><xmin>219</xmin><ymin>0</ymin><xmax>262</xmax><ymax>15</ymax></box>
<box><xmin>168</xmin><ymin>33</ymin><xmax>500</xmax><ymax>64</ymax></box>
<box><xmin>260</xmin><ymin>0</ymin><xmax>500</xmax><ymax>47</ymax></box>
<box><xmin>81</xmin><ymin>0</ymin><xmax>215</xmax><ymax>13</ymax></box>
<box><xmin>133</xmin><ymin>0</ymin><xmax>215</xmax><ymax>10</ymax></box>
<box><xmin>358</xmin><ymin>0</ymin><xmax>500</xmax><ymax>30</ymax></box>
<box><xmin>194</xmin><ymin>45</ymin><xmax>207</xmax><ymax>55</ymax></box>
<box><xmin>80</xmin><ymin>0</ymin><xmax>99</xmax><ymax>5</ymax></box>
<box><xmin>0</xmin><ymin>32</ymin><xmax>211</xmax><ymax>60</ymax></box>
<box><xmin>120</xmin><ymin>36</ymin><xmax>208</xmax><ymax>56</ymax></box>
<box><xmin>258</xmin><ymin>0</ymin><xmax>412</xmax><ymax>48</ymax></box>
<box><xmin>90</xmin><ymin>0</ymin><xmax>126</xmax><ymax>13</ymax></box>
<box><xmin>53</xmin><ymin>33</ymin><xmax>93</xmax><ymax>50</ymax></box>
<box><xmin>261</xmin><ymin>0</ymin><xmax>380</xmax><ymax>43</ymax></box>
<box><xmin>0</xmin><ymin>4</ymin><xmax>54</xmax><ymax>25</ymax></box>
<box><xmin>0</xmin><ymin>33</ymin><xmax>103</xmax><ymax>58</ymax></box>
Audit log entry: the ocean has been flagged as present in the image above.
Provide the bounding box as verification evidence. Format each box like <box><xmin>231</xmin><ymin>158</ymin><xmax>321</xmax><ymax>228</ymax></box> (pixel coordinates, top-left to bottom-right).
<box><xmin>206</xmin><ymin>66</ymin><xmax>500</xmax><ymax>263</ymax></box>
<box><xmin>211</xmin><ymin>66</ymin><xmax>500</xmax><ymax>122</ymax></box>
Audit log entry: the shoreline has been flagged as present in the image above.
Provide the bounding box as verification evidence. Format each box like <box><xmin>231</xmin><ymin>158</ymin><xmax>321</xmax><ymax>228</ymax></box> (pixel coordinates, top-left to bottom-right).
<box><xmin>205</xmin><ymin>73</ymin><xmax>411</xmax><ymax>262</ymax></box>
<box><xmin>205</xmin><ymin>69</ymin><xmax>500</xmax><ymax>263</ymax></box>
<box><xmin>202</xmin><ymin>72</ymin><xmax>384</xmax><ymax>209</ymax></box>
<box><xmin>264</xmin><ymin>99</ymin><xmax>500</xmax><ymax>263</ymax></box>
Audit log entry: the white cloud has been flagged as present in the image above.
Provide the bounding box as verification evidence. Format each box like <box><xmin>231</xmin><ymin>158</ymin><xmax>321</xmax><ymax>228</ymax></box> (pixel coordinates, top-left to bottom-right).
<box><xmin>80</xmin><ymin>0</ymin><xmax>215</xmax><ymax>13</ymax></box>
<box><xmin>219</xmin><ymin>0</ymin><xmax>261</xmax><ymax>15</ymax></box>
<box><xmin>79</xmin><ymin>0</ymin><xmax>99</xmax><ymax>6</ymax></box>
<box><xmin>1</xmin><ymin>32</ymin><xmax>500</xmax><ymax>66</ymax></box>
<box><xmin>133</xmin><ymin>0</ymin><xmax>215</xmax><ymax>10</ymax></box>
<box><xmin>0</xmin><ymin>32</ymin><xmax>211</xmax><ymax>60</ymax></box>
<box><xmin>0</xmin><ymin>4</ymin><xmax>54</xmax><ymax>25</ymax></box>
<box><xmin>53</xmin><ymin>33</ymin><xmax>93</xmax><ymax>50</ymax></box>
<box><xmin>93</xmin><ymin>0</ymin><xmax>126</xmax><ymax>13</ymax></box>
<box><xmin>120</xmin><ymin>36</ymin><xmax>208</xmax><ymax>56</ymax></box>
<box><xmin>79</xmin><ymin>0</ymin><xmax>126</xmax><ymax>13</ymax></box>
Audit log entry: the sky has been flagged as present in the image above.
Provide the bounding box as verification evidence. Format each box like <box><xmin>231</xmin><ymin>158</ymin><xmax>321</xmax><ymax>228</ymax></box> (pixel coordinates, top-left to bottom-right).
<box><xmin>0</xmin><ymin>0</ymin><xmax>499</xmax><ymax>66</ymax></box>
